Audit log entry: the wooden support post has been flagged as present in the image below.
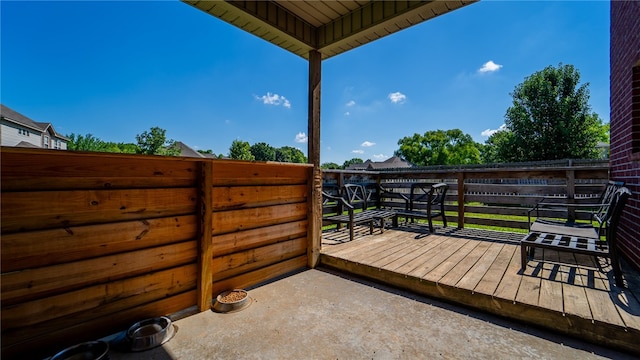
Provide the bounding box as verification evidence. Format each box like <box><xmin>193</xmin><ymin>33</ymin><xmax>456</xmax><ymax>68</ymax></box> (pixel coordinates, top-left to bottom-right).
<box><xmin>457</xmin><ymin>171</ymin><xmax>465</xmax><ymax>228</ymax></box>
<box><xmin>566</xmin><ymin>169</ymin><xmax>576</xmax><ymax>222</ymax></box>
<box><xmin>307</xmin><ymin>50</ymin><xmax>322</xmax><ymax>268</ymax></box>
<box><xmin>197</xmin><ymin>160</ymin><xmax>214</xmax><ymax>311</ymax></box>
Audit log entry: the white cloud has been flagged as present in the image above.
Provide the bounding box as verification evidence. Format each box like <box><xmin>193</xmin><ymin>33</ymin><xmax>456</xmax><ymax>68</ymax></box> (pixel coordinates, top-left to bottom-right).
<box><xmin>361</xmin><ymin>141</ymin><xmax>375</xmax><ymax>147</ymax></box>
<box><xmin>295</xmin><ymin>132</ymin><xmax>308</xmax><ymax>143</ymax></box>
<box><xmin>373</xmin><ymin>154</ymin><xmax>386</xmax><ymax>160</ymax></box>
<box><xmin>346</xmin><ymin>100</ymin><xmax>356</xmax><ymax>107</ymax></box>
<box><xmin>479</xmin><ymin>60</ymin><xmax>503</xmax><ymax>73</ymax></box>
<box><xmin>256</xmin><ymin>92</ymin><xmax>291</xmax><ymax>108</ymax></box>
<box><xmin>481</xmin><ymin>124</ymin><xmax>507</xmax><ymax>137</ymax></box>
<box><xmin>352</xmin><ymin>149</ymin><xmax>364</xmax><ymax>154</ymax></box>
<box><xmin>344</xmin><ymin>111</ymin><xmax>351</xmax><ymax>116</ymax></box>
<box><xmin>388</xmin><ymin>92</ymin><xmax>407</xmax><ymax>104</ymax></box>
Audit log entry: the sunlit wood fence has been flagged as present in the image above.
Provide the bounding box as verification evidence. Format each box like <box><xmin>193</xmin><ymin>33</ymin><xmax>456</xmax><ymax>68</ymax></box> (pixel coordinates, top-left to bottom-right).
<box><xmin>0</xmin><ymin>148</ymin><xmax>312</xmax><ymax>359</ymax></box>
<box><xmin>323</xmin><ymin>160</ymin><xmax>610</xmax><ymax>231</ymax></box>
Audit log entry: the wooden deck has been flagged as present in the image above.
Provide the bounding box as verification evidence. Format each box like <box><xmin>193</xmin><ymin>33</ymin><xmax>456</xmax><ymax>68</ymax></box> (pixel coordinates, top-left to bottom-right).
<box><xmin>320</xmin><ymin>224</ymin><xmax>640</xmax><ymax>355</ymax></box>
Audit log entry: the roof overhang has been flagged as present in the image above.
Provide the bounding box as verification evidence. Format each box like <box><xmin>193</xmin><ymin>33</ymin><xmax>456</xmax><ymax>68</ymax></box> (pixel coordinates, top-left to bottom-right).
<box><xmin>182</xmin><ymin>0</ymin><xmax>476</xmax><ymax>60</ymax></box>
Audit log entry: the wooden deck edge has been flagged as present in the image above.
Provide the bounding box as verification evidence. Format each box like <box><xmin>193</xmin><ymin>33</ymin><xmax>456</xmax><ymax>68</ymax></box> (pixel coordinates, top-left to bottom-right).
<box><xmin>319</xmin><ymin>254</ymin><xmax>640</xmax><ymax>356</ymax></box>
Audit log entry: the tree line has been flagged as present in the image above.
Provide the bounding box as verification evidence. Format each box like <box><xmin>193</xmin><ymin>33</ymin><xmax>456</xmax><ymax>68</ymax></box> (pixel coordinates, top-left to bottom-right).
<box><xmin>66</xmin><ymin>127</ymin><xmax>307</xmax><ymax>163</ymax></box>
<box><xmin>68</xmin><ymin>64</ymin><xmax>608</xmax><ymax>167</ymax></box>
<box><xmin>324</xmin><ymin>64</ymin><xmax>609</xmax><ymax>169</ymax></box>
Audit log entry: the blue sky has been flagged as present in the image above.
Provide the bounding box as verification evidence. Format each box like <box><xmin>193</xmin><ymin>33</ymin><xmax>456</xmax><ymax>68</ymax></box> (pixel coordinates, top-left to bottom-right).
<box><xmin>1</xmin><ymin>1</ymin><xmax>610</xmax><ymax>165</ymax></box>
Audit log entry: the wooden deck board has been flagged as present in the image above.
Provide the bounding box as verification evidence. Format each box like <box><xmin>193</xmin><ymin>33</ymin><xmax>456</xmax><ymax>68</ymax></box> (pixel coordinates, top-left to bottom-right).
<box><xmin>319</xmin><ymin>227</ymin><xmax>640</xmax><ymax>355</ymax></box>
<box><xmin>371</xmin><ymin>237</ymin><xmax>437</xmax><ymax>270</ymax></box>
<box><xmin>407</xmin><ymin>236</ymin><xmax>467</xmax><ymax>279</ymax></box>
<box><xmin>439</xmin><ymin>240</ymin><xmax>492</xmax><ymax>288</ymax></box>
<box><xmin>384</xmin><ymin>236</ymin><xmax>448</xmax><ymax>273</ymax></box>
<box><xmin>474</xmin><ymin>244</ymin><xmax>516</xmax><ymax>296</ymax></box>
<box><xmin>368</xmin><ymin>233</ymin><xmax>429</xmax><ymax>268</ymax></box>
<box><xmin>515</xmin><ymin>262</ymin><xmax>542</xmax><ymax>307</ymax></box>
<box><xmin>456</xmin><ymin>242</ymin><xmax>504</xmax><ymax>292</ymax></box>
<box><xmin>422</xmin><ymin>239</ymin><xmax>481</xmax><ymax>283</ymax></box>
<box><xmin>538</xmin><ymin>250</ymin><xmax>564</xmax><ymax>313</ymax></box>
<box><xmin>341</xmin><ymin>233</ymin><xmax>409</xmax><ymax>264</ymax></box>
<box><xmin>492</xmin><ymin>245</ymin><xmax>523</xmax><ymax>301</ymax></box>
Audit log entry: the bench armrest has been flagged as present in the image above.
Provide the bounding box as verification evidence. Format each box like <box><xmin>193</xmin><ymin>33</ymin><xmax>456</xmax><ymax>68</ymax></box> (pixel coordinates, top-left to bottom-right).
<box><xmin>322</xmin><ymin>191</ymin><xmax>354</xmax><ymax>211</ymax></box>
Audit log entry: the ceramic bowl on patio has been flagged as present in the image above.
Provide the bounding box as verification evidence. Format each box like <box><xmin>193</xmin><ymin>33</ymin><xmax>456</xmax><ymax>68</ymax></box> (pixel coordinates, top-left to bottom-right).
<box><xmin>212</xmin><ymin>289</ymin><xmax>251</xmax><ymax>313</ymax></box>
<box><xmin>126</xmin><ymin>316</ymin><xmax>174</xmax><ymax>352</ymax></box>
<box><xmin>50</xmin><ymin>340</ymin><xmax>109</xmax><ymax>360</ymax></box>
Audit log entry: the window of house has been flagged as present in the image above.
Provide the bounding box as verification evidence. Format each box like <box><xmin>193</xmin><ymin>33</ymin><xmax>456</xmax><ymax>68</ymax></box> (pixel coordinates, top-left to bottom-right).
<box><xmin>44</xmin><ymin>135</ymin><xmax>49</xmax><ymax>148</ymax></box>
<box><xmin>18</xmin><ymin>129</ymin><xmax>29</xmax><ymax>136</ymax></box>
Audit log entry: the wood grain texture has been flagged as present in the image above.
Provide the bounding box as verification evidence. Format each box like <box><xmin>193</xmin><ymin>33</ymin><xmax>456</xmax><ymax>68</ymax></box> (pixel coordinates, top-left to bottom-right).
<box><xmin>1</xmin><ymin>215</ymin><xmax>198</xmax><ymax>272</ymax></box>
<box><xmin>1</xmin><ymin>241</ymin><xmax>197</xmax><ymax>305</ymax></box>
<box><xmin>212</xmin><ymin>203</ymin><xmax>308</xmax><ymax>235</ymax></box>
<box><xmin>2</xmin><ymin>188</ymin><xmax>198</xmax><ymax>233</ymax></box>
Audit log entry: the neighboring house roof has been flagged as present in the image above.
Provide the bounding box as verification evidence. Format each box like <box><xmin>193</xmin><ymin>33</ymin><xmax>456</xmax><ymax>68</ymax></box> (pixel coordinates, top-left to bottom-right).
<box><xmin>175</xmin><ymin>141</ymin><xmax>218</xmax><ymax>158</ymax></box>
<box><xmin>369</xmin><ymin>156</ymin><xmax>412</xmax><ymax>169</ymax></box>
<box><xmin>346</xmin><ymin>156</ymin><xmax>411</xmax><ymax>171</ymax></box>
<box><xmin>0</xmin><ymin>104</ymin><xmax>69</xmax><ymax>141</ymax></box>
<box><xmin>15</xmin><ymin>141</ymin><xmax>41</xmax><ymax>148</ymax></box>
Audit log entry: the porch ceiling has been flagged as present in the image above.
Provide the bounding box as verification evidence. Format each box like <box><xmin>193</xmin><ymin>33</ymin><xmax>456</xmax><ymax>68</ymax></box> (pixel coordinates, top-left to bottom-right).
<box><xmin>182</xmin><ymin>0</ymin><xmax>476</xmax><ymax>60</ymax></box>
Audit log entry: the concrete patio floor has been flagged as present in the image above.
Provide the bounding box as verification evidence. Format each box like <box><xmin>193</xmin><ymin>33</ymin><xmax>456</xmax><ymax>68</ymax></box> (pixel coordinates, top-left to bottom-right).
<box><xmin>106</xmin><ymin>268</ymin><xmax>635</xmax><ymax>360</ymax></box>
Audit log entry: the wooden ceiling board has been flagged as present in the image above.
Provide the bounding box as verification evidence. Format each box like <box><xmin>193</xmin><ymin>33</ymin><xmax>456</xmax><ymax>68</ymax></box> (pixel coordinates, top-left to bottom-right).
<box><xmin>183</xmin><ymin>0</ymin><xmax>476</xmax><ymax>60</ymax></box>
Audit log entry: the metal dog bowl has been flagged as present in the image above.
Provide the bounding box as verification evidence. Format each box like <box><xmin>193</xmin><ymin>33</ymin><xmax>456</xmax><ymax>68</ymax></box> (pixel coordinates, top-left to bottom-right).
<box><xmin>50</xmin><ymin>340</ymin><xmax>109</xmax><ymax>360</ymax></box>
<box><xmin>126</xmin><ymin>316</ymin><xmax>174</xmax><ymax>352</ymax></box>
<box><xmin>212</xmin><ymin>289</ymin><xmax>251</xmax><ymax>313</ymax></box>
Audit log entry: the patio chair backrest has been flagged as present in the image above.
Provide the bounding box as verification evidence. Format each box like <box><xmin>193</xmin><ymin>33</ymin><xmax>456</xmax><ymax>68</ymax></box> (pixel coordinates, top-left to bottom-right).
<box><xmin>604</xmin><ymin>186</ymin><xmax>631</xmax><ymax>248</ymax></box>
<box><xmin>409</xmin><ymin>182</ymin><xmax>448</xmax><ymax>211</ymax></box>
<box><xmin>342</xmin><ymin>184</ymin><xmax>369</xmax><ymax>210</ymax></box>
<box><xmin>594</xmin><ymin>180</ymin><xmax>625</xmax><ymax>224</ymax></box>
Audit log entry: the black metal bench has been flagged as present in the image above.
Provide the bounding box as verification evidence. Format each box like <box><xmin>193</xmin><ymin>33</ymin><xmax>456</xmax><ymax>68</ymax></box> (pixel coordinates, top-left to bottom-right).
<box><xmin>528</xmin><ymin>180</ymin><xmax>625</xmax><ymax>235</ymax></box>
<box><xmin>322</xmin><ymin>184</ymin><xmax>397</xmax><ymax>241</ymax></box>
<box><xmin>394</xmin><ymin>182</ymin><xmax>449</xmax><ymax>233</ymax></box>
<box><xmin>521</xmin><ymin>186</ymin><xmax>631</xmax><ymax>287</ymax></box>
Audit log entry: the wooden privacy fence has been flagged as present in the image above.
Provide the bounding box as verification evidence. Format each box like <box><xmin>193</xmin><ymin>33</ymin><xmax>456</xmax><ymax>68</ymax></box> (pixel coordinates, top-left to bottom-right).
<box><xmin>0</xmin><ymin>148</ymin><xmax>312</xmax><ymax>360</ymax></box>
<box><xmin>323</xmin><ymin>161</ymin><xmax>610</xmax><ymax>231</ymax></box>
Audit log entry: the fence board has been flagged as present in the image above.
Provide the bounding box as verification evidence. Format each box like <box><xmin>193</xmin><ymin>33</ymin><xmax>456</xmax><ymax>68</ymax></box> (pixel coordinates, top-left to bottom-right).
<box><xmin>2</xmin><ymin>290</ymin><xmax>197</xmax><ymax>360</ymax></box>
<box><xmin>212</xmin><ymin>220</ymin><xmax>308</xmax><ymax>257</ymax></box>
<box><xmin>2</xmin><ymin>188</ymin><xmax>198</xmax><ymax>233</ymax></box>
<box><xmin>212</xmin><ymin>160</ymin><xmax>311</xmax><ymax>186</ymax></box>
<box><xmin>1</xmin><ymin>215</ymin><xmax>198</xmax><ymax>272</ymax></box>
<box><xmin>2</xmin><ymin>264</ymin><xmax>196</xmax><ymax>333</ymax></box>
<box><xmin>212</xmin><ymin>203</ymin><xmax>308</xmax><ymax>235</ymax></box>
<box><xmin>211</xmin><ymin>255</ymin><xmax>307</xmax><ymax>295</ymax></box>
<box><xmin>0</xmin><ymin>150</ymin><xmax>198</xmax><ymax>191</ymax></box>
<box><xmin>1</xmin><ymin>241</ymin><xmax>197</xmax><ymax>305</ymax></box>
<box><xmin>212</xmin><ymin>184</ymin><xmax>308</xmax><ymax>210</ymax></box>
<box><xmin>1</xmin><ymin>264</ymin><xmax>198</xmax><ymax>331</ymax></box>
<box><xmin>212</xmin><ymin>237</ymin><xmax>308</xmax><ymax>281</ymax></box>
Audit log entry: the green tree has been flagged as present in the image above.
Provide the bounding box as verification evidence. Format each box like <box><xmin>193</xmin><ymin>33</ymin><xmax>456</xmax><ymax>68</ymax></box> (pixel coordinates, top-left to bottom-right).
<box><xmin>135</xmin><ymin>127</ymin><xmax>179</xmax><ymax>156</ymax></box>
<box><xmin>251</xmin><ymin>142</ymin><xmax>276</xmax><ymax>161</ymax></box>
<box><xmin>321</xmin><ymin>162</ymin><xmax>341</xmax><ymax>169</ymax></box>
<box><xmin>275</xmin><ymin>146</ymin><xmax>307</xmax><ymax>163</ymax></box>
<box><xmin>490</xmin><ymin>63</ymin><xmax>605</xmax><ymax>162</ymax></box>
<box><xmin>481</xmin><ymin>130</ymin><xmax>516</xmax><ymax>164</ymax></box>
<box><xmin>66</xmin><ymin>133</ymin><xmax>107</xmax><ymax>152</ymax></box>
<box><xmin>229</xmin><ymin>140</ymin><xmax>255</xmax><ymax>160</ymax></box>
<box><xmin>342</xmin><ymin>158</ymin><xmax>363</xmax><ymax>169</ymax></box>
<box><xmin>395</xmin><ymin>129</ymin><xmax>481</xmax><ymax>166</ymax></box>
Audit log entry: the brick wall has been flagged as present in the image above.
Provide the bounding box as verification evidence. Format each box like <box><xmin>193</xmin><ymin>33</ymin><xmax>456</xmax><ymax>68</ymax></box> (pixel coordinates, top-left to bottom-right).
<box><xmin>610</xmin><ymin>1</ymin><xmax>640</xmax><ymax>271</ymax></box>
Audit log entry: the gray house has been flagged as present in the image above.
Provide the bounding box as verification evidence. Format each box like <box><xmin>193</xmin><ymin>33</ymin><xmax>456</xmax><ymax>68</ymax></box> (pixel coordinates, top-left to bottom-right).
<box><xmin>0</xmin><ymin>104</ymin><xmax>68</xmax><ymax>150</ymax></box>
